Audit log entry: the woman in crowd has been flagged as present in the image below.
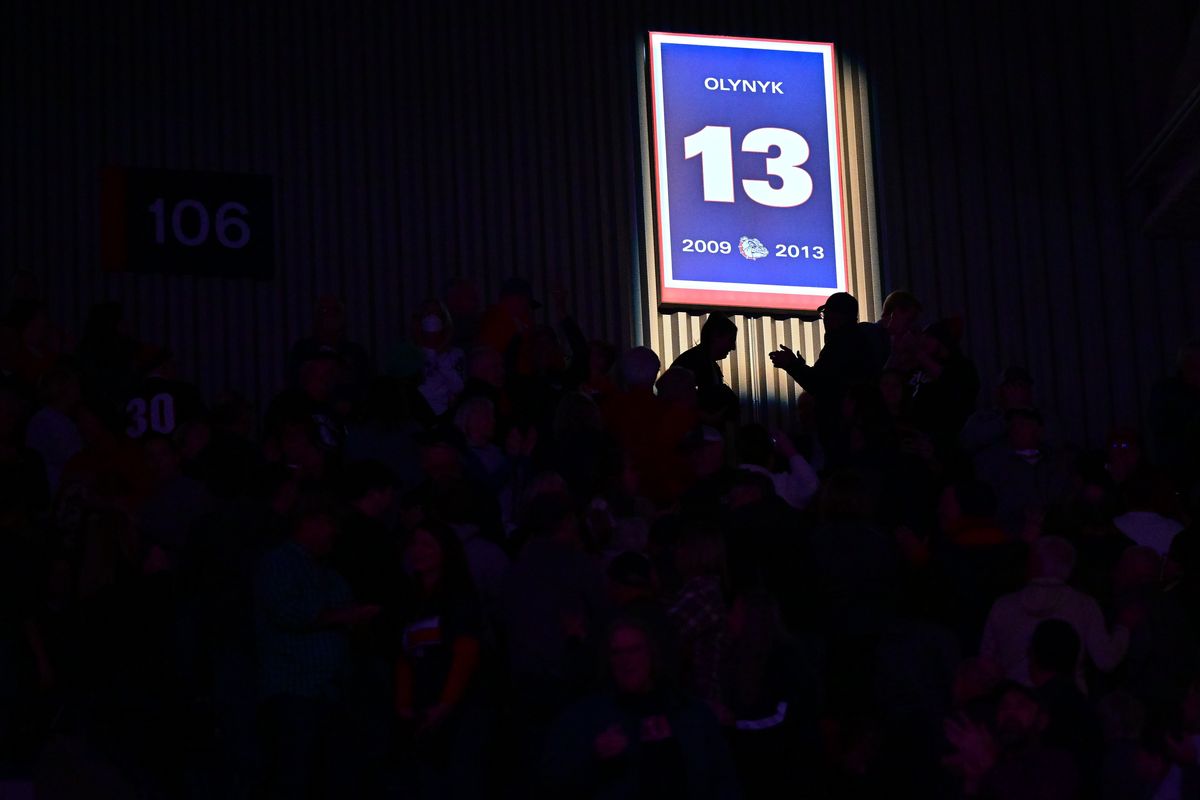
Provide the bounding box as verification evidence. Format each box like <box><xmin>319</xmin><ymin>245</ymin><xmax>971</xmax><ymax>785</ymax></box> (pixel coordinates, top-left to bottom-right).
<box><xmin>392</xmin><ymin>521</ymin><xmax>487</xmax><ymax>799</ymax></box>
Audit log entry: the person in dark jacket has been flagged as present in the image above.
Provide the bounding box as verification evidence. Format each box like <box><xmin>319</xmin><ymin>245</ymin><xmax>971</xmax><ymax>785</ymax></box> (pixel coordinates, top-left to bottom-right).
<box><xmin>769</xmin><ymin>292</ymin><xmax>881</xmax><ymax>468</ymax></box>
<box><xmin>541</xmin><ymin>619</ymin><xmax>741</xmax><ymax>800</ymax></box>
<box><xmin>670</xmin><ymin>314</ymin><xmax>737</xmax><ymax>394</ymax></box>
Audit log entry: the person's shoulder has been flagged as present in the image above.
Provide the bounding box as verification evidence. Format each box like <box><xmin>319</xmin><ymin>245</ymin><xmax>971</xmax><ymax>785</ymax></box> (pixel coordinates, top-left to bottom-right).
<box><xmin>988</xmin><ymin>587</ymin><xmax>1026</xmax><ymax>612</ymax></box>
<box><xmin>671</xmin><ymin>344</ymin><xmax>703</xmax><ymax>365</ymax></box>
<box><xmin>1061</xmin><ymin>584</ymin><xmax>1102</xmax><ymax>612</ymax></box>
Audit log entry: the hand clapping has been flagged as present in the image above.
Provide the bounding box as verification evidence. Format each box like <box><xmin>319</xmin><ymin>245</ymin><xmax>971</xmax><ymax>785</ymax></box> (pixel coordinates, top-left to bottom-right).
<box><xmin>769</xmin><ymin>344</ymin><xmax>802</xmax><ymax>370</ymax></box>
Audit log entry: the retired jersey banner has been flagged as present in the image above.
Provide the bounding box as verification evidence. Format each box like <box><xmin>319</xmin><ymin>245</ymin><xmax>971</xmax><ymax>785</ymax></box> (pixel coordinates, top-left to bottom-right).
<box><xmin>647</xmin><ymin>32</ymin><xmax>848</xmax><ymax>313</ymax></box>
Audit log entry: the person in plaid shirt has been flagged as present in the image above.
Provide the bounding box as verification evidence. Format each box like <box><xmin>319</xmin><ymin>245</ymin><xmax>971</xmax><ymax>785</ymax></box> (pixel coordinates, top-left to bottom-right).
<box><xmin>667</xmin><ymin>522</ymin><xmax>730</xmax><ymax>721</ymax></box>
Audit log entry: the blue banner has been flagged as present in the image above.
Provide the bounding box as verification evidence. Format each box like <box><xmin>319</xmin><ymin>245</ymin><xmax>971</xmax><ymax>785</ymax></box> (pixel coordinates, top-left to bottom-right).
<box><xmin>648</xmin><ymin>33</ymin><xmax>847</xmax><ymax>312</ymax></box>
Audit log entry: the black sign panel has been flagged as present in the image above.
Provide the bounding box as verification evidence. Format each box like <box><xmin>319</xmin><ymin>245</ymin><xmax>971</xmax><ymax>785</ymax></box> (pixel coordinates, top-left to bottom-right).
<box><xmin>101</xmin><ymin>167</ymin><xmax>274</xmax><ymax>279</ymax></box>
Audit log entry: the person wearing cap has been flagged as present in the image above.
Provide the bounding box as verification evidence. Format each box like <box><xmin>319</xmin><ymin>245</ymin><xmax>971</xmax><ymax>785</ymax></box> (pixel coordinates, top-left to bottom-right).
<box><xmin>769</xmin><ymin>291</ymin><xmax>881</xmax><ymax>468</ymax></box>
<box><xmin>960</xmin><ymin>366</ymin><xmax>1052</xmax><ymax>456</ymax></box>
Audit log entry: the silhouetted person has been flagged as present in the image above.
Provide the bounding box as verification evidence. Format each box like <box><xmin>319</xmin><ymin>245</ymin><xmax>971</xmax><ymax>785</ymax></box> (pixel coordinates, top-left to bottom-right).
<box><xmin>670</xmin><ymin>313</ymin><xmax>737</xmax><ymax>394</ymax></box>
<box><xmin>770</xmin><ymin>292</ymin><xmax>880</xmax><ymax>468</ymax></box>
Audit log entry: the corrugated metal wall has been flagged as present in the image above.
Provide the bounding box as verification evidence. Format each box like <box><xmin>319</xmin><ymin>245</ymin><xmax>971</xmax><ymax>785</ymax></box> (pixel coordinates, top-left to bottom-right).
<box><xmin>3</xmin><ymin>0</ymin><xmax>1198</xmax><ymax>444</ymax></box>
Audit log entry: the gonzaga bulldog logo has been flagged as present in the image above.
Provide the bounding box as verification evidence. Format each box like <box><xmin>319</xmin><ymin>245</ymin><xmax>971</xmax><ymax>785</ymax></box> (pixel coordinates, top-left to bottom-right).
<box><xmin>738</xmin><ymin>236</ymin><xmax>768</xmax><ymax>260</ymax></box>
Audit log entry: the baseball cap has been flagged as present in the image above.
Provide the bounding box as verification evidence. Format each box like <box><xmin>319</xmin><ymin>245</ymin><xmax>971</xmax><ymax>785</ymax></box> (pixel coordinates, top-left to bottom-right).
<box><xmin>816</xmin><ymin>292</ymin><xmax>859</xmax><ymax>317</ymax></box>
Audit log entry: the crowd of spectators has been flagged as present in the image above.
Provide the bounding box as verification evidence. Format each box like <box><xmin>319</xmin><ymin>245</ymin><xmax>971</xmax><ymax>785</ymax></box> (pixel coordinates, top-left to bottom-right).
<box><xmin>0</xmin><ymin>275</ymin><xmax>1198</xmax><ymax>799</ymax></box>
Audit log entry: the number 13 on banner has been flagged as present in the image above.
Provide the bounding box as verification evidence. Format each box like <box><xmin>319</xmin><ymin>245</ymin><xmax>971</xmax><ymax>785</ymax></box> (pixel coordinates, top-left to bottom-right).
<box><xmin>684</xmin><ymin>125</ymin><xmax>813</xmax><ymax>208</ymax></box>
